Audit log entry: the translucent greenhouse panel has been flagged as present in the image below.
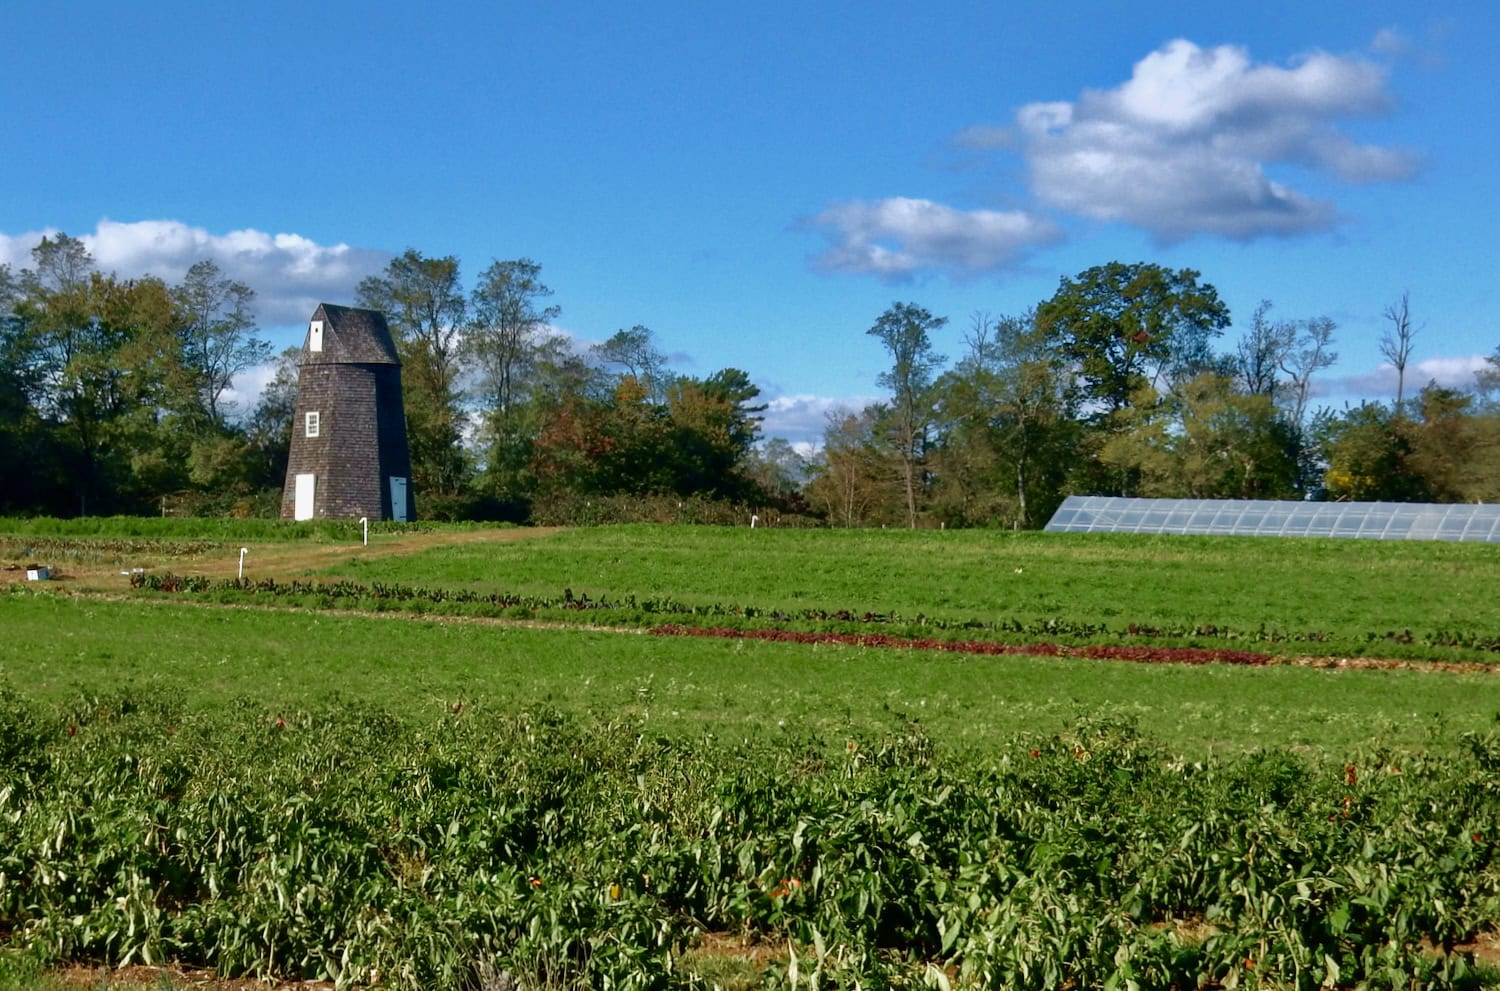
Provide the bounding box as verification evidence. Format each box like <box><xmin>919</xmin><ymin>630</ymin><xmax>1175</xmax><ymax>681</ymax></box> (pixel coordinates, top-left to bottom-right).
<box><xmin>1257</xmin><ymin>504</ymin><xmax>1294</xmax><ymax>535</ymax></box>
<box><xmin>1044</xmin><ymin>496</ymin><xmax>1500</xmax><ymax>543</ymax></box>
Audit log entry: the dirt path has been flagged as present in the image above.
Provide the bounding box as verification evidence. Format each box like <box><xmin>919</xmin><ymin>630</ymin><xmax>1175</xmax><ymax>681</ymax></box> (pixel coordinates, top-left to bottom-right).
<box><xmin>209</xmin><ymin>525</ymin><xmax>565</xmax><ymax>580</ymax></box>
<box><xmin>6</xmin><ymin>525</ymin><xmax>564</xmax><ymax>592</ymax></box>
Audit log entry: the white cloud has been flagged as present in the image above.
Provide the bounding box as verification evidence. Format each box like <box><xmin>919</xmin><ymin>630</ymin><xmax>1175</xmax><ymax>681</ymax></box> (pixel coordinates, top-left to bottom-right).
<box><xmin>0</xmin><ymin>219</ymin><xmax>391</xmax><ymax>324</ymax></box>
<box><xmin>787</xmin><ymin>440</ymin><xmax>819</xmax><ymax>460</ymax></box>
<box><xmin>1018</xmin><ymin>39</ymin><xmax>1419</xmax><ymax>241</ymax></box>
<box><xmin>1323</xmin><ymin>354</ymin><xmax>1491</xmax><ymax>397</ymax></box>
<box><xmin>805</xmin><ymin>38</ymin><xmax>1418</xmax><ymax>279</ymax></box>
<box><xmin>760</xmin><ymin>392</ymin><xmax>882</xmax><ymax>446</ymax></box>
<box><xmin>806</xmin><ymin>197</ymin><xmax>1059</xmax><ymax>280</ymax></box>
<box><xmin>218</xmin><ymin>360</ymin><xmax>282</xmax><ymax>421</ymax></box>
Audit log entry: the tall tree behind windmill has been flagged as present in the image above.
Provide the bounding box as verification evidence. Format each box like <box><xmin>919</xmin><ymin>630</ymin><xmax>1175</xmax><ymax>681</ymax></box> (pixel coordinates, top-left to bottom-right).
<box><xmin>173</xmin><ymin>260</ymin><xmax>270</xmax><ymax>427</ymax></box>
<box><xmin>467</xmin><ymin>259</ymin><xmax>560</xmax><ymax>501</ymax></box>
<box><xmin>356</xmin><ymin>250</ymin><xmax>468</xmax><ymax>496</ymax></box>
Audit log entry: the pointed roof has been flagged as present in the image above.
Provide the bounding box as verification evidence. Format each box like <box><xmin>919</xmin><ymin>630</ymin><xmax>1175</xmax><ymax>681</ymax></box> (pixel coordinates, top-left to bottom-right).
<box><xmin>302</xmin><ymin>303</ymin><xmax>402</xmax><ymax>365</ymax></box>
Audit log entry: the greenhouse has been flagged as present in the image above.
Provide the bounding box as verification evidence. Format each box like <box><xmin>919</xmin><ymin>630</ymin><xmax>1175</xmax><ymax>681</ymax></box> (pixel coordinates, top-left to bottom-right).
<box><xmin>1044</xmin><ymin>496</ymin><xmax>1500</xmax><ymax>542</ymax></box>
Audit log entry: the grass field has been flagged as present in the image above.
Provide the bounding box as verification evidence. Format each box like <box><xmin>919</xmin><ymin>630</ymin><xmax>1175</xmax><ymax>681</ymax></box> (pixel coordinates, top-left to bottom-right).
<box><xmin>4</xmin><ymin>523</ymin><xmax>1500</xmax><ymax>754</ymax></box>
<box><xmin>0</xmin><ymin>591</ymin><xmax>1495</xmax><ymax>756</ymax></box>
<box><xmin>3</xmin><ymin>521</ymin><xmax>1500</xmax><ymax>988</ymax></box>
<box><xmin>12</xmin><ymin>518</ymin><xmax>1500</xmax><ymax>641</ymax></box>
<box><xmin>318</xmin><ymin>525</ymin><xmax>1500</xmax><ymax>637</ymax></box>
<box><xmin>287</xmin><ymin>525</ymin><xmax>1500</xmax><ymax>664</ymax></box>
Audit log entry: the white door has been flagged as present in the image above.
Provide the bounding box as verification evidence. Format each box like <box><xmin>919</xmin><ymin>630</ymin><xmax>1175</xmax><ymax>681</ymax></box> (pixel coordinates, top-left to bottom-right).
<box><xmin>389</xmin><ymin>476</ymin><xmax>409</xmax><ymax>522</ymax></box>
<box><xmin>294</xmin><ymin>473</ymin><xmax>316</xmax><ymax>520</ymax></box>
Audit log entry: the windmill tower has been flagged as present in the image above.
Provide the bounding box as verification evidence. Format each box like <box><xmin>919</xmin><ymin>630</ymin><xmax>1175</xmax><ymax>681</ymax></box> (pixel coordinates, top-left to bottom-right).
<box><xmin>280</xmin><ymin>303</ymin><xmax>416</xmax><ymax>522</ymax></box>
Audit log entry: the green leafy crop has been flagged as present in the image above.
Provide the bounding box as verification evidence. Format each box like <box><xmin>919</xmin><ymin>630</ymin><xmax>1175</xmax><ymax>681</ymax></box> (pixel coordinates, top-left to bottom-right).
<box><xmin>1</xmin><ymin>695</ymin><xmax>1496</xmax><ymax>988</ymax></box>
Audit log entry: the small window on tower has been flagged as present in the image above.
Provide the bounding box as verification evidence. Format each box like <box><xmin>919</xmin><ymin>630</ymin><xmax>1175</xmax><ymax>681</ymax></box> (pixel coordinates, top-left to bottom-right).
<box><xmin>306</xmin><ymin>411</ymin><xmax>320</xmax><ymax>438</ymax></box>
<box><xmin>309</xmin><ymin>320</ymin><xmax>324</xmax><ymax>352</ymax></box>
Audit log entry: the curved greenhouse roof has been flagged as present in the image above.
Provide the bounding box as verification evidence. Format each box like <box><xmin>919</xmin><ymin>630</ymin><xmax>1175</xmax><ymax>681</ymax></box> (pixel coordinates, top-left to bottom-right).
<box><xmin>1044</xmin><ymin>496</ymin><xmax>1500</xmax><ymax>542</ymax></box>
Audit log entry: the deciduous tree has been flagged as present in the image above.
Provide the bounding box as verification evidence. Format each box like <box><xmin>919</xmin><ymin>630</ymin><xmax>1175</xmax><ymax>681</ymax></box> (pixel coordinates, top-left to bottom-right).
<box><xmin>745</xmin><ymin>437</ymin><xmax>808</xmax><ymax>503</ymax></box>
<box><xmin>1406</xmin><ymin>386</ymin><xmax>1500</xmax><ymax>502</ymax></box>
<box><xmin>867</xmin><ymin>302</ymin><xmax>946</xmax><ymax>528</ymax></box>
<box><xmin>932</xmin><ymin>311</ymin><xmax>1075</xmax><ymax>528</ymax></box>
<box><xmin>1321</xmin><ymin>403</ymin><xmax>1423</xmax><ymax>502</ymax></box>
<box><xmin>467</xmin><ymin>259</ymin><xmax>562</xmax><ymax>502</ymax></box>
<box><xmin>1100</xmin><ymin>374</ymin><xmax>1298</xmax><ymax>499</ymax></box>
<box><xmin>244</xmin><ymin>347</ymin><xmax>301</xmax><ymax>491</ymax></box>
<box><xmin>20</xmin><ymin>267</ymin><xmax>185</xmax><ymax>513</ymax></box>
<box><xmin>1234</xmin><ymin>300</ymin><xmax>1295</xmax><ymax>398</ymax></box>
<box><xmin>468</xmin><ymin>258</ymin><xmax>560</xmax><ymax>418</ymax></box>
<box><xmin>1379</xmin><ymin>291</ymin><xmax>1419</xmax><ymax>412</ymax></box>
<box><xmin>591</xmin><ymin>325</ymin><xmax>669</xmax><ymax>401</ymax></box>
<box><xmin>173</xmin><ymin>260</ymin><xmax>268</xmax><ymax>425</ymax></box>
<box><xmin>805</xmin><ymin>406</ymin><xmax>898</xmax><ymax>527</ymax></box>
<box><xmin>1037</xmin><ymin>261</ymin><xmax>1230</xmax><ymax>418</ymax></box>
<box><xmin>0</xmin><ymin>263</ymin><xmax>57</xmax><ymax>512</ymax></box>
<box><xmin>1476</xmin><ymin>347</ymin><xmax>1500</xmax><ymax>410</ymax></box>
<box><xmin>356</xmin><ymin>249</ymin><xmax>469</xmax><ymax>496</ymax></box>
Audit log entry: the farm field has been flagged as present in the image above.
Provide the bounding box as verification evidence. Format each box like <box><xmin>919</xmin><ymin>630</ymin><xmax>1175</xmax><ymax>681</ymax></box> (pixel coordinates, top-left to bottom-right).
<box><xmin>11</xmin><ymin>519</ymin><xmax>1500</xmax><ymax>647</ymax></box>
<box><xmin>2</xmin><ymin>592</ymin><xmax>1498</xmax><ymax>755</ymax></box>
<box><xmin>317</xmin><ymin>525</ymin><xmax>1500</xmax><ymax>647</ymax></box>
<box><xmin>9</xmin><ymin>519</ymin><xmax>1500</xmax><ymax>657</ymax></box>
<box><xmin>2</xmin><ymin>520</ymin><xmax>1500</xmax><ymax>988</ymax></box>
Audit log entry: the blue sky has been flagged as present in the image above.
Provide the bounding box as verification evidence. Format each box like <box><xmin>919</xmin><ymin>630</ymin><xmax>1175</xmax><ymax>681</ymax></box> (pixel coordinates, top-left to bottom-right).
<box><xmin>3</xmin><ymin>1</ymin><xmax>1495</xmax><ymax>446</ymax></box>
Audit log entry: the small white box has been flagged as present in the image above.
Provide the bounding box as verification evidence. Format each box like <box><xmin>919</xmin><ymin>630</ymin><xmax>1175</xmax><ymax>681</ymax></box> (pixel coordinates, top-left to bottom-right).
<box><xmin>25</xmin><ymin>566</ymin><xmax>49</xmax><ymax>581</ymax></box>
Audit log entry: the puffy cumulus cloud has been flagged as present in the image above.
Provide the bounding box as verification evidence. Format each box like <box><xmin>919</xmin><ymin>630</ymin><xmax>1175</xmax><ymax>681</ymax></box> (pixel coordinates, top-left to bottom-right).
<box><xmin>1324</xmin><ymin>354</ymin><xmax>1492</xmax><ymax>397</ymax></box>
<box><xmin>0</xmin><ymin>219</ymin><xmax>391</xmax><ymax>324</ymax></box>
<box><xmin>760</xmin><ymin>393</ymin><xmax>883</xmax><ymax>447</ymax></box>
<box><xmin>806</xmin><ymin>197</ymin><xmax>1059</xmax><ymax>280</ymax></box>
<box><xmin>804</xmin><ymin>38</ymin><xmax>1418</xmax><ymax>279</ymax></box>
<box><xmin>1018</xmin><ymin>39</ymin><xmax>1419</xmax><ymax>241</ymax></box>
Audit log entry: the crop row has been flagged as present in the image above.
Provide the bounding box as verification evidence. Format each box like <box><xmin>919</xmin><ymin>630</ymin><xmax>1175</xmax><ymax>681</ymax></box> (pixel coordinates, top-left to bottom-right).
<box><xmin>126</xmin><ymin>571</ymin><xmax>1500</xmax><ymax>655</ymax></box>
<box><xmin>0</xmin><ymin>537</ymin><xmax>225</xmax><ymax>566</ymax></box>
<box><xmin>0</xmin><ymin>516</ymin><xmax>441</xmax><ymax>542</ymax></box>
<box><xmin>648</xmin><ymin>625</ymin><xmax>1284</xmax><ymax>666</ymax></box>
<box><xmin>1</xmin><ymin>692</ymin><xmax>1497</xmax><ymax>988</ymax></box>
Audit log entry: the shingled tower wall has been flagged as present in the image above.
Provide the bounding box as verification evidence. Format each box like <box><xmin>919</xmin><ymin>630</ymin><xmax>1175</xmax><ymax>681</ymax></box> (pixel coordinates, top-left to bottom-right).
<box><xmin>280</xmin><ymin>304</ymin><xmax>416</xmax><ymax>522</ymax></box>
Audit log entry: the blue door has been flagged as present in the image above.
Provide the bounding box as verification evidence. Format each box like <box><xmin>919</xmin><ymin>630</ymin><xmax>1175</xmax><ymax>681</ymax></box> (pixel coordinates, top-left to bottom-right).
<box><xmin>389</xmin><ymin>476</ymin><xmax>409</xmax><ymax>522</ymax></box>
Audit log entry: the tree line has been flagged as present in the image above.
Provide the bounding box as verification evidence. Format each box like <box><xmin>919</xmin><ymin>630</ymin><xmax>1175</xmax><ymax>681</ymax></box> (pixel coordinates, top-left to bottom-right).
<box><xmin>0</xmin><ymin>238</ymin><xmax>775</xmax><ymax>520</ymax></box>
<box><xmin>0</xmin><ymin>235</ymin><xmax>274</xmax><ymax>516</ymax></box>
<box><xmin>820</xmin><ymin>264</ymin><xmax>1500</xmax><ymax>528</ymax></box>
<box><xmin>3</xmin><ymin>237</ymin><xmax>1497</xmax><ymax>525</ymax></box>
